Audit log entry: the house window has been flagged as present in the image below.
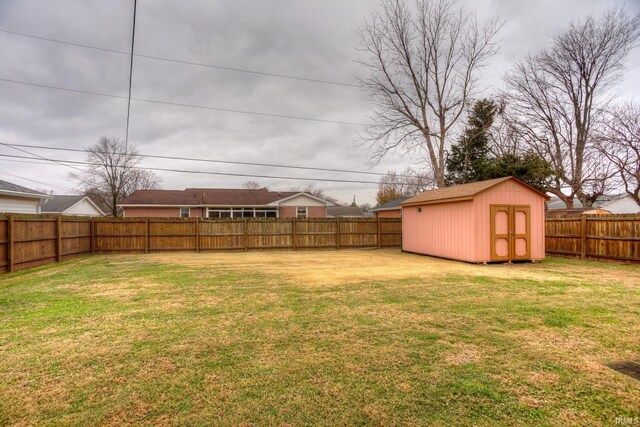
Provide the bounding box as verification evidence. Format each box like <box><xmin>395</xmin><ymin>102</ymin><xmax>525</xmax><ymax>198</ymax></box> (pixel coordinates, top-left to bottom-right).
<box><xmin>180</xmin><ymin>208</ymin><xmax>190</xmax><ymax>218</ymax></box>
<box><xmin>207</xmin><ymin>207</ymin><xmax>277</xmax><ymax>218</ymax></box>
<box><xmin>297</xmin><ymin>207</ymin><xmax>308</xmax><ymax>218</ymax></box>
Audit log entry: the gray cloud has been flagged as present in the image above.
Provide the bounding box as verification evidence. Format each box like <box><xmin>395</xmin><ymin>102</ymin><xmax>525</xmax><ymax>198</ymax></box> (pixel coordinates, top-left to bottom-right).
<box><xmin>0</xmin><ymin>0</ymin><xmax>638</xmax><ymax>203</ymax></box>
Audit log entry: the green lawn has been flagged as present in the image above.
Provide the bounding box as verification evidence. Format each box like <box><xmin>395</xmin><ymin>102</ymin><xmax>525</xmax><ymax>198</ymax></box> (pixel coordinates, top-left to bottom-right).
<box><xmin>1</xmin><ymin>250</ymin><xmax>639</xmax><ymax>425</ymax></box>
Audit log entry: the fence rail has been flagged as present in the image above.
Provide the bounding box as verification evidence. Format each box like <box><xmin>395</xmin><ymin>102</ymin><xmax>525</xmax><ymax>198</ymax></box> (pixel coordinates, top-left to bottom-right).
<box><xmin>0</xmin><ymin>215</ymin><xmax>402</xmax><ymax>273</ymax></box>
<box><xmin>1</xmin><ymin>213</ymin><xmax>638</xmax><ymax>274</ymax></box>
<box><xmin>545</xmin><ymin>214</ymin><xmax>640</xmax><ymax>263</ymax></box>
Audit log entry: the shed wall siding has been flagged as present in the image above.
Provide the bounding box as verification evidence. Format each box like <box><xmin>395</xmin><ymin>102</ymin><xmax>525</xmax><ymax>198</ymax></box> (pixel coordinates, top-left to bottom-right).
<box><xmin>473</xmin><ymin>180</ymin><xmax>546</xmax><ymax>261</ymax></box>
<box><xmin>0</xmin><ymin>195</ymin><xmax>41</xmax><ymax>214</ymax></box>
<box><xmin>402</xmin><ymin>200</ymin><xmax>476</xmax><ymax>262</ymax></box>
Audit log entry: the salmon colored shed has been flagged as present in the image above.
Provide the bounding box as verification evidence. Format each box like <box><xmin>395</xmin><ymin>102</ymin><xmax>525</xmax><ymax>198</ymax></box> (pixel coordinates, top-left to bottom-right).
<box><xmin>401</xmin><ymin>177</ymin><xmax>550</xmax><ymax>263</ymax></box>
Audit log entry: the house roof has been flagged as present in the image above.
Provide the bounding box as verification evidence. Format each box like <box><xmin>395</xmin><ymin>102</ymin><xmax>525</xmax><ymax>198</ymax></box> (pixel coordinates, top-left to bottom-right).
<box><xmin>41</xmin><ymin>195</ymin><xmax>104</xmax><ymax>214</ymax></box>
<box><xmin>373</xmin><ymin>197</ymin><xmax>409</xmax><ymax>211</ymax></box>
<box><xmin>546</xmin><ymin>194</ymin><xmax>628</xmax><ymax>210</ymax></box>
<box><xmin>327</xmin><ymin>206</ymin><xmax>365</xmax><ymax>217</ymax></box>
<box><xmin>119</xmin><ymin>188</ymin><xmax>325</xmax><ymax>206</ymax></box>
<box><xmin>0</xmin><ymin>179</ymin><xmax>48</xmax><ymax>198</ymax></box>
<box><xmin>545</xmin><ymin>208</ymin><xmax>611</xmax><ymax>217</ymax></box>
<box><xmin>401</xmin><ymin>177</ymin><xmax>550</xmax><ymax>207</ymax></box>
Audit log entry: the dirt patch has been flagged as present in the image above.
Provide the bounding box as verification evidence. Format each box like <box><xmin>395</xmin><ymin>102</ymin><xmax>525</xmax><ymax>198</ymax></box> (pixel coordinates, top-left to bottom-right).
<box><xmin>608</xmin><ymin>361</ymin><xmax>640</xmax><ymax>381</ymax></box>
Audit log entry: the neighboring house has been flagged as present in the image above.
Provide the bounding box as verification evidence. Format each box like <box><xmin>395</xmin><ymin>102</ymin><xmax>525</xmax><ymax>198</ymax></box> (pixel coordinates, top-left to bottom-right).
<box><xmin>0</xmin><ymin>179</ymin><xmax>49</xmax><ymax>214</ymax></box>
<box><xmin>118</xmin><ymin>188</ymin><xmax>334</xmax><ymax>218</ymax></box>
<box><xmin>372</xmin><ymin>197</ymin><xmax>408</xmax><ymax>218</ymax></box>
<box><xmin>545</xmin><ymin>208</ymin><xmax>611</xmax><ymax>217</ymax></box>
<box><xmin>41</xmin><ymin>195</ymin><xmax>104</xmax><ymax>217</ymax></box>
<box><xmin>327</xmin><ymin>206</ymin><xmax>366</xmax><ymax>218</ymax></box>
<box><xmin>547</xmin><ymin>194</ymin><xmax>640</xmax><ymax>215</ymax></box>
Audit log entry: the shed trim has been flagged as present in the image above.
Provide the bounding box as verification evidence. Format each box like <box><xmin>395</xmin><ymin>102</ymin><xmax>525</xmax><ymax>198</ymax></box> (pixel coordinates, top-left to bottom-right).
<box><xmin>400</xmin><ymin>177</ymin><xmax>551</xmax><ymax>207</ymax></box>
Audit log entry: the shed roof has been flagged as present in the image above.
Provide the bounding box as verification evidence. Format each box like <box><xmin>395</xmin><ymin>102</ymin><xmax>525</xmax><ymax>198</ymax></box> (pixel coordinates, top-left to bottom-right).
<box><xmin>372</xmin><ymin>197</ymin><xmax>408</xmax><ymax>211</ymax></box>
<box><xmin>401</xmin><ymin>177</ymin><xmax>550</xmax><ymax>207</ymax></box>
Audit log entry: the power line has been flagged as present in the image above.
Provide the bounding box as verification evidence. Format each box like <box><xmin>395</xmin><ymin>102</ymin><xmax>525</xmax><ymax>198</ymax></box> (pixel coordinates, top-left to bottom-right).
<box><xmin>0</xmin><ymin>152</ymin><xmax>388</xmax><ymax>185</ymax></box>
<box><xmin>0</xmin><ymin>28</ymin><xmax>362</xmax><ymax>88</ymax></box>
<box><xmin>0</xmin><ymin>77</ymin><xmax>365</xmax><ymax>126</ymax></box>
<box><xmin>124</xmin><ymin>0</ymin><xmax>138</xmax><ymax>151</ymax></box>
<box><xmin>0</xmin><ymin>142</ymin><xmax>405</xmax><ymax>178</ymax></box>
<box><xmin>0</xmin><ymin>170</ymin><xmax>74</xmax><ymax>192</ymax></box>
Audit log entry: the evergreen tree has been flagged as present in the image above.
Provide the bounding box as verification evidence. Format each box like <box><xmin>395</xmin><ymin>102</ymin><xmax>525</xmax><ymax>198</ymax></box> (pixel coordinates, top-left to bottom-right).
<box><xmin>487</xmin><ymin>152</ymin><xmax>554</xmax><ymax>193</ymax></box>
<box><xmin>445</xmin><ymin>99</ymin><xmax>497</xmax><ymax>185</ymax></box>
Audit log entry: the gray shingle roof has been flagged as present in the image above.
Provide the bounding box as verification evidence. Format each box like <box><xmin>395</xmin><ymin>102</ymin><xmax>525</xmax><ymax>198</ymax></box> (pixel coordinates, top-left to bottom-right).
<box><xmin>546</xmin><ymin>194</ymin><xmax>625</xmax><ymax>210</ymax></box>
<box><xmin>373</xmin><ymin>197</ymin><xmax>408</xmax><ymax>211</ymax></box>
<box><xmin>41</xmin><ymin>195</ymin><xmax>86</xmax><ymax>213</ymax></box>
<box><xmin>0</xmin><ymin>179</ymin><xmax>48</xmax><ymax>197</ymax></box>
<box><xmin>327</xmin><ymin>206</ymin><xmax>365</xmax><ymax>217</ymax></box>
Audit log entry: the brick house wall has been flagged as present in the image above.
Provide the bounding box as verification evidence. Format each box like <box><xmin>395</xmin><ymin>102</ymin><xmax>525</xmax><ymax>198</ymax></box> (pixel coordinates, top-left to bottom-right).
<box><xmin>375</xmin><ymin>209</ymin><xmax>402</xmax><ymax>219</ymax></box>
<box><xmin>278</xmin><ymin>206</ymin><xmax>326</xmax><ymax>218</ymax></box>
<box><xmin>123</xmin><ymin>207</ymin><xmax>205</xmax><ymax>217</ymax></box>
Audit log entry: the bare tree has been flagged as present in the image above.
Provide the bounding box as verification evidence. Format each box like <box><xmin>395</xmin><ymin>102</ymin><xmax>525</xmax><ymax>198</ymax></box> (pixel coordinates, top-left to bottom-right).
<box><xmin>503</xmin><ymin>8</ymin><xmax>640</xmax><ymax>207</ymax></box>
<box><xmin>358</xmin><ymin>0</ymin><xmax>501</xmax><ymax>187</ymax></box>
<box><xmin>70</xmin><ymin>137</ymin><xmax>160</xmax><ymax>216</ymax></box>
<box><xmin>597</xmin><ymin>102</ymin><xmax>640</xmax><ymax>204</ymax></box>
<box><xmin>288</xmin><ymin>184</ymin><xmax>340</xmax><ymax>205</ymax></box>
<box><xmin>242</xmin><ymin>180</ymin><xmax>264</xmax><ymax>190</ymax></box>
<box><xmin>376</xmin><ymin>167</ymin><xmax>434</xmax><ymax>204</ymax></box>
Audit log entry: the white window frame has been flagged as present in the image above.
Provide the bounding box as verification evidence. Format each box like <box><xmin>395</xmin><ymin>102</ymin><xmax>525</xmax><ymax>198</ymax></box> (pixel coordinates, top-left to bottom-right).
<box><xmin>180</xmin><ymin>207</ymin><xmax>190</xmax><ymax>218</ymax></box>
<box><xmin>297</xmin><ymin>207</ymin><xmax>308</xmax><ymax>218</ymax></box>
<box><xmin>207</xmin><ymin>207</ymin><xmax>278</xmax><ymax>218</ymax></box>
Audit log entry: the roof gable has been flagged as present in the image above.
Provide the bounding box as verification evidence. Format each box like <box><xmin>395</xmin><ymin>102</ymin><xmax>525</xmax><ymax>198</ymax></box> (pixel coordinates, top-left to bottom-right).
<box><xmin>401</xmin><ymin>177</ymin><xmax>550</xmax><ymax>206</ymax></box>
<box><xmin>41</xmin><ymin>195</ymin><xmax>104</xmax><ymax>214</ymax></box>
<box><xmin>118</xmin><ymin>188</ymin><xmax>330</xmax><ymax>206</ymax></box>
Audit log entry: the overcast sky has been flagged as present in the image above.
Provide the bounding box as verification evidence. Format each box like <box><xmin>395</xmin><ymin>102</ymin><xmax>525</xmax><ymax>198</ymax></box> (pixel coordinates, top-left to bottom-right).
<box><xmin>0</xmin><ymin>0</ymin><xmax>639</xmax><ymax>205</ymax></box>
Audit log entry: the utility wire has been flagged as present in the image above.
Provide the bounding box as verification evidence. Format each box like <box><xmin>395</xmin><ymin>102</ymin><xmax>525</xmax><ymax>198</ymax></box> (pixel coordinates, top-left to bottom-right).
<box><xmin>124</xmin><ymin>0</ymin><xmax>138</xmax><ymax>151</ymax></box>
<box><xmin>0</xmin><ymin>152</ymin><xmax>391</xmax><ymax>185</ymax></box>
<box><xmin>0</xmin><ymin>77</ymin><xmax>364</xmax><ymax>126</ymax></box>
<box><xmin>0</xmin><ymin>170</ymin><xmax>74</xmax><ymax>192</ymax></box>
<box><xmin>0</xmin><ymin>28</ymin><xmax>362</xmax><ymax>88</ymax></box>
<box><xmin>0</xmin><ymin>142</ymin><xmax>408</xmax><ymax>178</ymax></box>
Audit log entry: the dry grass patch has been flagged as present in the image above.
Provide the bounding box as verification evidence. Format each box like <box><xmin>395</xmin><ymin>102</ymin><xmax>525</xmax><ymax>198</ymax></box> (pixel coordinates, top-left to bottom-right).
<box><xmin>1</xmin><ymin>250</ymin><xmax>639</xmax><ymax>425</ymax></box>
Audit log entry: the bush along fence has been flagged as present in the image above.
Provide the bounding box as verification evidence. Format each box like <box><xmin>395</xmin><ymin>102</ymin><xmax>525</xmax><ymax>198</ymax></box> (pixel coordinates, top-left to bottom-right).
<box><xmin>545</xmin><ymin>214</ymin><xmax>640</xmax><ymax>263</ymax></box>
<box><xmin>0</xmin><ymin>215</ymin><xmax>403</xmax><ymax>273</ymax></box>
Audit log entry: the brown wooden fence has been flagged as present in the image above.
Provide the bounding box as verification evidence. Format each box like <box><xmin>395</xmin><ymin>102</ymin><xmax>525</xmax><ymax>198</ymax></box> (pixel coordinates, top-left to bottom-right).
<box><xmin>545</xmin><ymin>214</ymin><xmax>640</xmax><ymax>263</ymax></box>
<box><xmin>0</xmin><ymin>215</ymin><xmax>403</xmax><ymax>273</ymax></box>
<box><xmin>2</xmin><ymin>213</ymin><xmax>638</xmax><ymax>274</ymax></box>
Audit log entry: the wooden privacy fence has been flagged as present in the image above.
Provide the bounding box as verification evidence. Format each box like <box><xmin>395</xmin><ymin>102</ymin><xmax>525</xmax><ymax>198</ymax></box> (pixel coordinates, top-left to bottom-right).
<box><xmin>0</xmin><ymin>215</ymin><xmax>402</xmax><ymax>273</ymax></box>
<box><xmin>545</xmin><ymin>214</ymin><xmax>640</xmax><ymax>263</ymax></box>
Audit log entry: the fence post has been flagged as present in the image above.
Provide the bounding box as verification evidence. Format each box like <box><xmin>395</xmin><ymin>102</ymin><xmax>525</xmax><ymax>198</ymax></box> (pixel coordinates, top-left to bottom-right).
<box><xmin>336</xmin><ymin>217</ymin><xmax>341</xmax><ymax>250</ymax></box>
<box><xmin>195</xmin><ymin>217</ymin><xmax>200</xmax><ymax>252</ymax></box>
<box><xmin>244</xmin><ymin>218</ymin><xmax>248</xmax><ymax>252</ymax></box>
<box><xmin>580</xmin><ymin>215</ymin><xmax>587</xmax><ymax>260</ymax></box>
<box><xmin>90</xmin><ymin>218</ymin><xmax>95</xmax><ymax>255</ymax></box>
<box><xmin>377</xmin><ymin>216</ymin><xmax>381</xmax><ymax>249</ymax></box>
<box><xmin>145</xmin><ymin>219</ymin><xmax>149</xmax><ymax>253</ymax></box>
<box><xmin>56</xmin><ymin>215</ymin><xmax>62</xmax><ymax>263</ymax></box>
<box><xmin>292</xmin><ymin>218</ymin><xmax>297</xmax><ymax>250</ymax></box>
<box><xmin>7</xmin><ymin>215</ymin><xmax>14</xmax><ymax>273</ymax></box>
